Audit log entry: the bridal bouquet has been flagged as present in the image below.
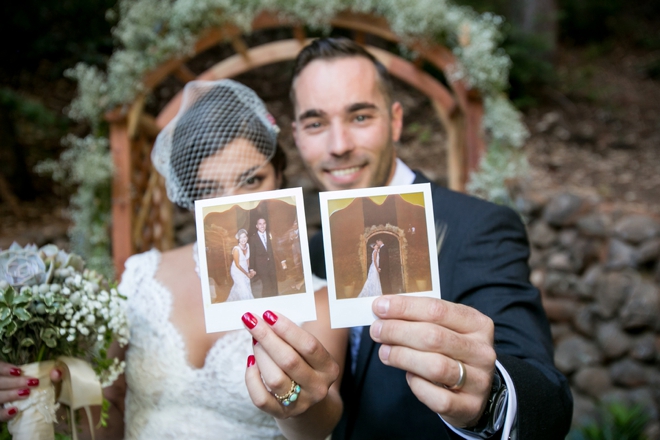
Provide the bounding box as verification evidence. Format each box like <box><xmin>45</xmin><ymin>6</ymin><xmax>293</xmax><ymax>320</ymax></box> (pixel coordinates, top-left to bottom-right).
<box><xmin>0</xmin><ymin>243</ymin><xmax>129</xmax><ymax>440</ymax></box>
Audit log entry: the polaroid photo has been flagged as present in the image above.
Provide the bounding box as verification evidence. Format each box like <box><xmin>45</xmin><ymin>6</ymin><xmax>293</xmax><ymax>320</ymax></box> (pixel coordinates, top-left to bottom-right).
<box><xmin>195</xmin><ymin>187</ymin><xmax>316</xmax><ymax>332</ymax></box>
<box><xmin>319</xmin><ymin>183</ymin><xmax>440</xmax><ymax>329</ymax></box>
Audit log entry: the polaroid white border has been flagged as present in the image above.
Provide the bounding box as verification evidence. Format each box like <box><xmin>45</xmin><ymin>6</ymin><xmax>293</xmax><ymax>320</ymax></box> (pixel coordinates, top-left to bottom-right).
<box><xmin>195</xmin><ymin>187</ymin><xmax>316</xmax><ymax>333</ymax></box>
<box><xmin>319</xmin><ymin>183</ymin><xmax>440</xmax><ymax>329</ymax></box>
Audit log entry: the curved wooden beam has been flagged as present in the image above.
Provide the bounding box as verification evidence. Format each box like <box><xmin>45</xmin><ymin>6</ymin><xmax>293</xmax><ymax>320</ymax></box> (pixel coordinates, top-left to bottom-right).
<box><xmin>157</xmin><ymin>39</ymin><xmax>457</xmax><ymax>129</ymax></box>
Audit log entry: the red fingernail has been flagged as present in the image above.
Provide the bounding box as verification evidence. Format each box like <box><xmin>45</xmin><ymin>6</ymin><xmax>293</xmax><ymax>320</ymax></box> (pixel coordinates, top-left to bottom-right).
<box><xmin>9</xmin><ymin>368</ymin><xmax>21</xmax><ymax>376</ymax></box>
<box><xmin>252</xmin><ymin>337</ymin><xmax>258</xmax><ymax>346</ymax></box>
<box><xmin>247</xmin><ymin>355</ymin><xmax>256</xmax><ymax>368</ymax></box>
<box><xmin>7</xmin><ymin>408</ymin><xmax>17</xmax><ymax>416</ymax></box>
<box><xmin>27</xmin><ymin>378</ymin><xmax>39</xmax><ymax>387</ymax></box>
<box><xmin>242</xmin><ymin>312</ymin><xmax>258</xmax><ymax>329</ymax></box>
<box><xmin>263</xmin><ymin>310</ymin><xmax>278</xmax><ymax>326</ymax></box>
<box><xmin>18</xmin><ymin>389</ymin><xmax>30</xmax><ymax>397</ymax></box>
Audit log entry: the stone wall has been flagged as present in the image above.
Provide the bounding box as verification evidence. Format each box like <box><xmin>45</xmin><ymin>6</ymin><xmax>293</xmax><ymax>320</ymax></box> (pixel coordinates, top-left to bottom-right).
<box><xmin>521</xmin><ymin>192</ymin><xmax>660</xmax><ymax>437</ymax></box>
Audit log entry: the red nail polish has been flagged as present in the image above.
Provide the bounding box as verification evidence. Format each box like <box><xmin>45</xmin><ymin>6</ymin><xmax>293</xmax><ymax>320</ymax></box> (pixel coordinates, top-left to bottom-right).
<box><xmin>9</xmin><ymin>368</ymin><xmax>21</xmax><ymax>377</ymax></box>
<box><xmin>242</xmin><ymin>312</ymin><xmax>257</xmax><ymax>329</ymax></box>
<box><xmin>263</xmin><ymin>310</ymin><xmax>278</xmax><ymax>326</ymax></box>
<box><xmin>27</xmin><ymin>378</ymin><xmax>39</xmax><ymax>387</ymax></box>
<box><xmin>252</xmin><ymin>337</ymin><xmax>258</xmax><ymax>346</ymax></box>
<box><xmin>18</xmin><ymin>389</ymin><xmax>30</xmax><ymax>397</ymax></box>
<box><xmin>247</xmin><ymin>355</ymin><xmax>255</xmax><ymax>368</ymax></box>
<box><xmin>7</xmin><ymin>408</ymin><xmax>17</xmax><ymax>416</ymax></box>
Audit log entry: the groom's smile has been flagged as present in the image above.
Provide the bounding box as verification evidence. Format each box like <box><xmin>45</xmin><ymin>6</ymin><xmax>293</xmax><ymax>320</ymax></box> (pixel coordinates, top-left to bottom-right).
<box><xmin>292</xmin><ymin>57</ymin><xmax>403</xmax><ymax>191</ymax></box>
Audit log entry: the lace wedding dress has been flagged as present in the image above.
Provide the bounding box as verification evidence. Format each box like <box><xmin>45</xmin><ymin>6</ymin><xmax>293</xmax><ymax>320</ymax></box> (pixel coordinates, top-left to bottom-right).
<box><xmin>227</xmin><ymin>244</ymin><xmax>254</xmax><ymax>302</ymax></box>
<box><xmin>120</xmin><ymin>249</ymin><xmax>283</xmax><ymax>439</ymax></box>
<box><xmin>357</xmin><ymin>248</ymin><xmax>383</xmax><ymax>298</ymax></box>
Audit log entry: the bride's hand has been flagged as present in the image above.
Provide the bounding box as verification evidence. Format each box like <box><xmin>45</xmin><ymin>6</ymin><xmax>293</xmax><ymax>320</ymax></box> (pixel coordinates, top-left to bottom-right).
<box><xmin>241</xmin><ymin>311</ymin><xmax>340</xmax><ymax>419</ymax></box>
<box><xmin>0</xmin><ymin>362</ymin><xmax>62</xmax><ymax>421</ymax></box>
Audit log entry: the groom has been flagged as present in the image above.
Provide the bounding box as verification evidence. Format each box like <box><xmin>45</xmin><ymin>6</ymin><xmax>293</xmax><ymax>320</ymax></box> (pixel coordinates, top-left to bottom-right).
<box><xmin>291</xmin><ymin>38</ymin><xmax>572</xmax><ymax>439</ymax></box>
<box><xmin>249</xmin><ymin>217</ymin><xmax>278</xmax><ymax>298</ymax></box>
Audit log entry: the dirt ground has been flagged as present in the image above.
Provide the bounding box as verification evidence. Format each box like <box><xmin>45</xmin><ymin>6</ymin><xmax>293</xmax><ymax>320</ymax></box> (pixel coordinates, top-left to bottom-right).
<box><xmin>1</xmin><ymin>43</ymin><xmax>658</xmax><ymax>250</ymax></box>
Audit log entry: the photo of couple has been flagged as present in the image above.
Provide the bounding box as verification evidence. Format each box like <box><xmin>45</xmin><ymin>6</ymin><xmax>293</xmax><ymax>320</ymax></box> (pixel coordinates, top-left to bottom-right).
<box><xmin>200</xmin><ymin>197</ymin><xmax>306</xmax><ymax>303</ymax></box>
<box><xmin>326</xmin><ymin>191</ymin><xmax>434</xmax><ymax>301</ymax></box>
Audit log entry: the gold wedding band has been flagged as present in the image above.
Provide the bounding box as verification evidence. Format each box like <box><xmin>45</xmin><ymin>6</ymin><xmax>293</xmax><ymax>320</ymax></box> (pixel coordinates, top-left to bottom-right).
<box><xmin>445</xmin><ymin>359</ymin><xmax>466</xmax><ymax>390</ymax></box>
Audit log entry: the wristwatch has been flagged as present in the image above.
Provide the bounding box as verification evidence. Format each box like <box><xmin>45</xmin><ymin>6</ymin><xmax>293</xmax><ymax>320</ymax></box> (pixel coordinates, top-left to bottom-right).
<box><xmin>459</xmin><ymin>369</ymin><xmax>508</xmax><ymax>438</ymax></box>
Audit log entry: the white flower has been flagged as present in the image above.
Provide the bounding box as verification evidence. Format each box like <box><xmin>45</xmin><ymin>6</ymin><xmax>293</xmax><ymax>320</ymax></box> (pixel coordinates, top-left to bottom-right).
<box><xmin>85</xmin><ymin>315</ymin><xmax>96</xmax><ymax>325</ymax></box>
<box><xmin>67</xmin><ymin>335</ymin><xmax>75</xmax><ymax>342</ymax></box>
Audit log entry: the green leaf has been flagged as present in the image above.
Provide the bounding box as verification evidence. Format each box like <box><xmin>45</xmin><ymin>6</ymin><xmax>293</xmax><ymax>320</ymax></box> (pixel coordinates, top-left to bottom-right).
<box><xmin>0</xmin><ymin>308</ymin><xmax>10</xmax><ymax>321</ymax></box>
<box><xmin>13</xmin><ymin>308</ymin><xmax>31</xmax><ymax>321</ymax></box>
<box><xmin>44</xmin><ymin>337</ymin><xmax>57</xmax><ymax>348</ymax></box>
<box><xmin>2</xmin><ymin>345</ymin><xmax>12</xmax><ymax>354</ymax></box>
<box><xmin>41</xmin><ymin>328</ymin><xmax>57</xmax><ymax>341</ymax></box>
<box><xmin>5</xmin><ymin>321</ymin><xmax>17</xmax><ymax>337</ymax></box>
<box><xmin>19</xmin><ymin>338</ymin><xmax>35</xmax><ymax>348</ymax></box>
<box><xmin>3</xmin><ymin>287</ymin><xmax>14</xmax><ymax>306</ymax></box>
<box><xmin>13</xmin><ymin>290</ymin><xmax>32</xmax><ymax>305</ymax></box>
<box><xmin>0</xmin><ymin>316</ymin><xmax>11</xmax><ymax>329</ymax></box>
<box><xmin>44</xmin><ymin>295</ymin><xmax>54</xmax><ymax>307</ymax></box>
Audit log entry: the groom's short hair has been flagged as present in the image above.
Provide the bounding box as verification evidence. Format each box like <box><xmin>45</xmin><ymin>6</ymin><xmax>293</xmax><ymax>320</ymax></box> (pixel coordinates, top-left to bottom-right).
<box><xmin>290</xmin><ymin>37</ymin><xmax>394</xmax><ymax>107</ymax></box>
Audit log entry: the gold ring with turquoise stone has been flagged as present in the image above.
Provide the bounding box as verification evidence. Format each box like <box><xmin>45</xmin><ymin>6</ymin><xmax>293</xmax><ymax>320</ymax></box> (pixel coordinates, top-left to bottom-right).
<box><xmin>274</xmin><ymin>380</ymin><xmax>301</xmax><ymax>406</ymax></box>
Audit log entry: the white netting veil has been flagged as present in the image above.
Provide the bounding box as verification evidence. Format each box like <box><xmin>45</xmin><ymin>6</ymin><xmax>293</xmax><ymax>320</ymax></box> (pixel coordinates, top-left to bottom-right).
<box><xmin>152</xmin><ymin>79</ymin><xmax>280</xmax><ymax>210</ymax></box>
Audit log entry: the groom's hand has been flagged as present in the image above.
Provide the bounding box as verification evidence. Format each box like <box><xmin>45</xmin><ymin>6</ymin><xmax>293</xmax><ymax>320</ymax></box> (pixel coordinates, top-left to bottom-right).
<box><xmin>369</xmin><ymin>296</ymin><xmax>495</xmax><ymax>428</ymax></box>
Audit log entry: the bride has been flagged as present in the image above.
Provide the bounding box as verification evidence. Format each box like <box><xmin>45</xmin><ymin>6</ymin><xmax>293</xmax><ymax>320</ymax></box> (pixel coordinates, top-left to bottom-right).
<box><xmin>357</xmin><ymin>242</ymin><xmax>383</xmax><ymax>298</ymax></box>
<box><xmin>0</xmin><ymin>80</ymin><xmax>347</xmax><ymax>438</ymax></box>
<box><xmin>226</xmin><ymin>228</ymin><xmax>255</xmax><ymax>302</ymax></box>
<box><xmin>114</xmin><ymin>80</ymin><xmax>346</xmax><ymax>439</ymax></box>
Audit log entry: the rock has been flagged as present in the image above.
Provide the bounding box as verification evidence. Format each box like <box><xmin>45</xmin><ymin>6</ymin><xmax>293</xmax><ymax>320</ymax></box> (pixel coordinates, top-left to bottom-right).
<box><xmin>528</xmin><ymin>248</ymin><xmax>545</xmax><ymax>269</ymax></box>
<box><xmin>572</xmin><ymin>122</ymin><xmax>596</xmax><ymax>143</ymax></box>
<box><xmin>544</xmin><ymin>271</ymin><xmax>583</xmax><ymax>298</ymax></box>
<box><xmin>571</xmin><ymin>239</ymin><xmax>602</xmax><ymax>273</ymax></box>
<box><xmin>542</xmin><ymin>297</ymin><xmax>577</xmax><ymax>322</ymax></box>
<box><xmin>573</xmin><ymin>305</ymin><xmax>598</xmax><ymax>337</ymax></box>
<box><xmin>573</xmin><ymin>367</ymin><xmax>612</xmax><ymax>398</ymax></box>
<box><xmin>614</xmin><ymin>215</ymin><xmax>660</xmax><ymax>244</ymax></box>
<box><xmin>596</xmin><ymin>322</ymin><xmax>631</xmax><ymax>360</ymax></box>
<box><xmin>547</xmin><ymin>252</ymin><xmax>573</xmax><ymax>272</ymax></box>
<box><xmin>636</xmin><ymin>238</ymin><xmax>660</xmax><ymax>265</ymax></box>
<box><xmin>577</xmin><ymin>213</ymin><xmax>611</xmax><ymax>237</ymax></box>
<box><xmin>530</xmin><ymin>269</ymin><xmax>545</xmax><ymax>289</ymax></box>
<box><xmin>550</xmin><ymin>323</ymin><xmax>572</xmax><ymax>342</ymax></box>
<box><xmin>535</xmin><ymin>111</ymin><xmax>561</xmax><ymax>133</ymax></box>
<box><xmin>578</xmin><ymin>265</ymin><xmax>603</xmax><ymax>300</ymax></box>
<box><xmin>555</xmin><ymin>336</ymin><xmax>602</xmax><ymax>374</ymax></box>
<box><xmin>606</xmin><ymin>239</ymin><xmax>638</xmax><ymax>270</ymax></box>
<box><xmin>571</xmin><ymin>391</ymin><xmax>598</xmax><ymax>427</ymax></box>
<box><xmin>620</xmin><ymin>281</ymin><xmax>660</xmax><ymax>330</ymax></box>
<box><xmin>594</xmin><ymin>272</ymin><xmax>635</xmax><ymax>319</ymax></box>
<box><xmin>553</xmin><ymin>125</ymin><xmax>571</xmax><ymax>141</ymax></box>
<box><xmin>628</xmin><ymin>388</ymin><xmax>659</xmax><ymax>421</ymax></box>
<box><xmin>528</xmin><ymin>221</ymin><xmax>557</xmax><ymax>248</ymax></box>
<box><xmin>631</xmin><ymin>334</ymin><xmax>657</xmax><ymax>362</ymax></box>
<box><xmin>543</xmin><ymin>193</ymin><xmax>585</xmax><ymax>227</ymax></box>
<box><xmin>559</xmin><ymin>229</ymin><xmax>579</xmax><ymax>247</ymax></box>
<box><xmin>609</xmin><ymin>359</ymin><xmax>647</xmax><ymax>387</ymax></box>
<box><xmin>514</xmin><ymin>192</ymin><xmax>547</xmax><ymax>218</ymax></box>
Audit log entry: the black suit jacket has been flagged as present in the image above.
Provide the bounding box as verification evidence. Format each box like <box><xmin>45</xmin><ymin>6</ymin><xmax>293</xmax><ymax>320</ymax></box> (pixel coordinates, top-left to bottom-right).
<box><xmin>310</xmin><ymin>172</ymin><xmax>573</xmax><ymax>440</ymax></box>
<box><xmin>249</xmin><ymin>232</ymin><xmax>277</xmax><ymax>283</ymax></box>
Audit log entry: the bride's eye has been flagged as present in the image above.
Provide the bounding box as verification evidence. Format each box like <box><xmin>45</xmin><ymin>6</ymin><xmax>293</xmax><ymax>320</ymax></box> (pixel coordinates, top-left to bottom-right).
<box><xmin>243</xmin><ymin>175</ymin><xmax>264</xmax><ymax>188</ymax></box>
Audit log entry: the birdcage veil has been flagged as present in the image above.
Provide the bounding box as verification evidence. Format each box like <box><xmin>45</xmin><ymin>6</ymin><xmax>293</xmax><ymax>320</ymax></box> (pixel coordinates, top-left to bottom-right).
<box><xmin>152</xmin><ymin>79</ymin><xmax>280</xmax><ymax>210</ymax></box>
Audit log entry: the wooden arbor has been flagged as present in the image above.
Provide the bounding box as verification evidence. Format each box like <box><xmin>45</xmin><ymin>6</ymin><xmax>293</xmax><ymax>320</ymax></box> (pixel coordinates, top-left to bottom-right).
<box><xmin>106</xmin><ymin>10</ymin><xmax>487</xmax><ymax>276</ymax></box>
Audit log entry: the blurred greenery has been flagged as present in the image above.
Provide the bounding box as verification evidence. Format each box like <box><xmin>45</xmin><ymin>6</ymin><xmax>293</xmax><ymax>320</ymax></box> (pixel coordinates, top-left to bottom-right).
<box><xmin>567</xmin><ymin>402</ymin><xmax>650</xmax><ymax>440</ymax></box>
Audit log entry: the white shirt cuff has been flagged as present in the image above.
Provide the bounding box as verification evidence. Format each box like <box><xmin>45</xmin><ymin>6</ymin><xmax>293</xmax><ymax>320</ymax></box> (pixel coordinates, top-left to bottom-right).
<box><xmin>440</xmin><ymin>360</ymin><xmax>517</xmax><ymax>439</ymax></box>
